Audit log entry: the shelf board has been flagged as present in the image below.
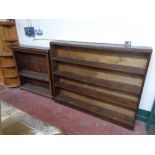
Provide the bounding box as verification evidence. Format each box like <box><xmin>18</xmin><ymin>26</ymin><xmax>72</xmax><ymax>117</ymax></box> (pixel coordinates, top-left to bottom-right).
<box><xmin>55</xmin><ymin>94</ymin><xmax>135</xmax><ymax>129</ymax></box>
<box><xmin>3</xmin><ymin>74</ymin><xmax>18</xmax><ymax>78</ymax></box>
<box><xmin>0</xmin><ymin>21</ymin><xmax>15</xmax><ymax>26</ymax></box>
<box><xmin>21</xmin><ymin>83</ymin><xmax>51</xmax><ymax>98</ymax></box>
<box><xmin>3</xmin><ymin>39</ymin><xmax>18</xmax><ymax>42</ymax></box>
<box><xmin>54</xmin><ymin>71</ymin><xmax>141</xmax><ymax>95</ymax></box>
<box><xmin>20</xmin><ymin>70</ymin><xmax>49</xmax><ymax>82</ymax></box>
<box><xmin>54</xmin><ymin>81</ymin><xmax>138</xmax><ymax>110</ymax></box>
<box><xmin>0</xmin><ymin>64</ymin><xmax>16</xmax><ymax>68</ymax></box>
<box><xmin>4</xmin><ymin>81</ymin><xmax>20</xmax><ymax>88</ymax></box>
<box><xmin>53</xmin><ymin>57</ymin><xmax>145</xmax><ymax>75</ymax></box>
<box><xmin>0</xmin><ymin>53</ymin><xmax>13</xmax><ymax>56</ymax></box>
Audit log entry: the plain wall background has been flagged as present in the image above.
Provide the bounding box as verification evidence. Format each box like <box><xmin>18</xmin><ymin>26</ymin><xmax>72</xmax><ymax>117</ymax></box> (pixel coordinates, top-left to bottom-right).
<box><xmin>15</xmin><ymin>19</ymin><xmax>155</xmax><ymax>111</ymax></box>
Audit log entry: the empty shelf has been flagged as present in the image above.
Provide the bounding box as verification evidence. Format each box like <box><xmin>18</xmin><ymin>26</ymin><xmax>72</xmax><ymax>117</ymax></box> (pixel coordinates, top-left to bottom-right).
<box><xmin>53</xmin><ymin>57</ymin><xmax>145</xmax><ymax>75</ymax></box>
<box><xmin>20</xmin><ymin>70</ymin><xmax>49</xmax><ymax>82</ymax></box>
<box><xmin>54</xmin><ymin>70</ymin><xmax>141</xmax><ymax>95</ymax></box>
<box><xmin>21</xmin><ymin>83</ymin><xmax>51</xmax><ymax>98</ymax></box>
<box><xmin>54</xmin><ymin>81</ymin><xmax>138</xmax><ymax>110</ymax></box>
<box><xmin>55</xmin><ymin>94</ymin><xmax>135</xmax><ymax>129</ymax></box>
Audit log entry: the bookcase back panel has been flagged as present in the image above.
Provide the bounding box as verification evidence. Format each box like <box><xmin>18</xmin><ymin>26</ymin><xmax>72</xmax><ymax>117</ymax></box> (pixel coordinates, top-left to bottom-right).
<box><xmin>22</xmin><ymin>77</ymin><xmax>49</xmax><ymax>89</ymax></box>
<box><xmin>15</xmin><ymin>52</ymin><xmax>48</xmax><ymax>73</ymax></box>
<box><xmin>55</xmin><ymin>46</ymin><xmax>148</xmax><ymax>68</ymax></box>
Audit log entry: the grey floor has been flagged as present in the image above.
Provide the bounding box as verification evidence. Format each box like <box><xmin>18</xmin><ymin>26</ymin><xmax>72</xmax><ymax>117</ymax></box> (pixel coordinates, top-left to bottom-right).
<box><xmin>1</xmin><ymin>101</ymin><xmax>63</xmax><ymax>135</ymax></box>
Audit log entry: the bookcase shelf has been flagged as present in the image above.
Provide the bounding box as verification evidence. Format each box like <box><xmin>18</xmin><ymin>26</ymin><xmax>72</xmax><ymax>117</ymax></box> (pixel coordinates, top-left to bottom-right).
<box><xmin>53</xmin><ymin>56</ymin><xmax>145</xmax><ymax>75</ymax></box>
<box><xmin>54</xmin><ymin>70</ymin><xmax>141</xmax><ymax>95</ymax></box>
<box><xmin>55</xmin><ymin>94</ymin><xmax>136</xmax><ymax>128</ymax></box>
<box><xmin>20</xmin><ymin>70</ymin><xmax>49</xmax><ymax>82</ymax></box>
<box><xmin>50</xmin><ymin>40</ymin><xmax>152</xmax><ymax>129</ymax></box>
<box><xmin>10</xmin><ymin>45</ymin><xmax>53</xmax><ymax>98</ymax></box>
<box><xmin>21</xmin><ymin>83</ymin><xmax>51</xmax><ymax>98</ymax></box>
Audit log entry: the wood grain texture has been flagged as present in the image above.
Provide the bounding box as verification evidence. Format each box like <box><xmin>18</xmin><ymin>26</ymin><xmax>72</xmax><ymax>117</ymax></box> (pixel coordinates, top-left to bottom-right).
<box><xmin>51</xmin><ymin>40</ymin><xmax>152</xmax><ymax>129</ymax></box>
<box><xmin>11</xmin><ymin>45</ymin><xmax>53</xmax><ymax>98</ymax></box>
<box><xmin>55</xmin><ymin>80</ymin><xmax>138</xmax><ymax>110</ymax></box>
<box><xmin>54</xmin><ymin>70</ymin><xmax>141</xmax><ymax>94</ymax></box>
<box><xmin>56</xmin><ymin>90</ymin><xmax>135</xmax><ymax>128</ymax></box>
<box><xmin>0</xmin><ymin>21</ymin><xmax>20</xmax><ymax>87</ymax></box>
<box><xmin>58</xmin><ymin>63</ymin><xmax>143</xmax><ymax>86</ymax></box>
<box><xmin>53</xmin><ymin>57</ymin><xmax>145</xmax><ymax>75</ymax></box>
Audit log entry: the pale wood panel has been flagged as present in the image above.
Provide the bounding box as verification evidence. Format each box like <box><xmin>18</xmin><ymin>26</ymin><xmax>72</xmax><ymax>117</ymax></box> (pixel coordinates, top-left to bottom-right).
<box><xmin>58</xmin><ymin>63</ymin><xmax>143</xmax><ymax>86</ymax></box>
<box><xmin>4</xmin><ymin>76</ymin><xmax>20</xmax><ymax>87</ymax></box>
<box><xmin>0</xmin><ymin>56</ymin><xmax>15</xmax><ymax>67</ymax></box>
<box><xmin>56</xmin><ymin>47</ymin><xmax>147</xmax><ymax>68</ymax></box>
<box><xmin>1</xmin><ymin>67</ymin><xmax>17</xmax><ymax>76</ymax></box>
<box><xmin>3</xmin><ymin>41</ymin><xmax>18</xmax><ymax>53</ymax></box>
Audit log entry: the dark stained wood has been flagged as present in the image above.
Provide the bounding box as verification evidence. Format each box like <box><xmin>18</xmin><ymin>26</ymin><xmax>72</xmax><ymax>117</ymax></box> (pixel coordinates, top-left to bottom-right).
<box><xmin>21</xmin><ymin>83</ymin><xmax>51</xmax><ymax>98</ymax></box>
<box><xmin>55</xmin><ymin>94</ymin><xmax>135</xmax><ymax>129</ymax></box>
<box><xmin>10</xmin><ymin>45</ymin><xmax>53</xmax><ymax>98</ymax></box>
<box><xmin>0</xmin><ymin>21</ymin><xmax>15</xmax><ymax>26</ymax></box>
<box><xmin>55</xmin><ymin>80</ymin><xmax>138</xmax><ymax>110</ymax></box>
<box><xmin>53</xmin><ymin>57</ymin><xmax>145</xmax><ymax>75</ymax></box>
<box><xmin>50</xmin><ymin>45</ymin><xmax>60</xmax><ymax>97</ymax></box>
<box><xmin>54</xmin><ymin>70</ymin><xmax>141</xmax><ymax>95</ymax></box>
<box><xmin>46</xmin><ymin>50</ymin><xmax>53</xmax><ymax>97</ymax></box>
<box><xmin>50</xmin><ymin>40</ymin><xmax>152</xmax><ymax>54</ymax></box>
<box><xmin>50</xmin><ymin>40</ymin><xmax>152</xmax><ymax>129</ymax></box>
<box><xmin>9</xmin><ymin>44</ymin><xmax>49</xmax><ymax>55</ymax></box>
<box><xmin>20</xmin><ymin>70</ymin><xmax>49</xmax><ymax>82</ymax></box>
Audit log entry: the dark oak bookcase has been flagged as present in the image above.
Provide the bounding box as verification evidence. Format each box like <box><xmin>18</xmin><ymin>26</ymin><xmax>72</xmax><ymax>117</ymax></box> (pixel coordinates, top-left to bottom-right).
<box><xmin>50</xmin><ymin>40</ymin><xmax>152</xmax><ymax>129</ymax></box>
<box><xmin>9</xmin><ymin>45</ymin><xmax>53</xmax><ymax>98</ymax></box>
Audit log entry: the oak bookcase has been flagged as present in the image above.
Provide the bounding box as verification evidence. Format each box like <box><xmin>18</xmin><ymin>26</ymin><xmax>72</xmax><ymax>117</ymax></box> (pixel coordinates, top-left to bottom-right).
<box><xmin>10</xmin><ymin>45</ymin><xmax>53</xmax><ymax>98</ymax></box>
<box><xmin>50</xmin><ymin>40</ymin><xmax>152</xmax><ymax>129</ymax></box>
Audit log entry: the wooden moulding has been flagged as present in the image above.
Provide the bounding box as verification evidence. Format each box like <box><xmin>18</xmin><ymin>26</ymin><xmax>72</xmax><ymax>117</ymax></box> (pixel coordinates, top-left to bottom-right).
<box><xmin>10</xmin><ymin>44</ymin><xmax>53</xmax><ymax>98</ymax></box>
<box><xmin>50</xmin><ymin>40</ymin><xmax>152</xmax><ymax>129</ymax></box>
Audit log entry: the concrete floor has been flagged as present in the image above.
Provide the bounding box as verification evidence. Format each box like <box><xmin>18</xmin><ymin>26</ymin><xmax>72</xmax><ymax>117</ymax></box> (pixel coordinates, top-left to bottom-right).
<box><xmin>1</xmin><ymin>101</ymin><xmax>62</xmax><ymax>135</ymax></box>
<box><xmin>0</xmin><ymin>86</ymin><xmax>153</xmax><ymax>135</ymax></box>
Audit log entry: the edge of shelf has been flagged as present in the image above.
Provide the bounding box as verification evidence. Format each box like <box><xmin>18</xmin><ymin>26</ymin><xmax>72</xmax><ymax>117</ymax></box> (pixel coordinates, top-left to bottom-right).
<box><xmin>0</xmin><ymin>64</ymin><xmax>16</xmax><ymax>68</ymax></box>
<box><xmin>54</xmin><ymin>70</ymin><xmax>141</xmax><ymax>95</ymax></box>
<box><xmin>21</xmin><ymin>83</ymin><xmax>51</xmax><ymax>98</ymax></box>
<box><xmin>0</xmin><ymin>53</ymin><xmax>13</xmax><ymax>57</ymax></box>
<box><xmin>53</xmin><ymin>57</ymin><xmax>145</xmax><ymax>75</ymax></box>
<box><xmin>55</xmin><ymin>94</ymin><xmax>135</xmax><ymax>129</ymax></box>
<box><xmin>0</xmin><ymin>21</ymin><xmax>15</xmax><ymax>26</ymax></box>
<box><xmin>54</xmin><ymin>81</ymin><xmax>138</xmax><ymax>110</ymax></box>
<box><xmin>20</xmin><ymin>70</ymin><xmax>49</xmax><ymax>82</ymax></box>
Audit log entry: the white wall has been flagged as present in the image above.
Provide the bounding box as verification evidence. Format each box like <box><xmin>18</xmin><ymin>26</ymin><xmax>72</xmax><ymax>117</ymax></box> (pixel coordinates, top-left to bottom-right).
<box><xmin>15</xmin><ymin>19</ymin><xmax>155</xmax><ymax>111</ymax></box>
